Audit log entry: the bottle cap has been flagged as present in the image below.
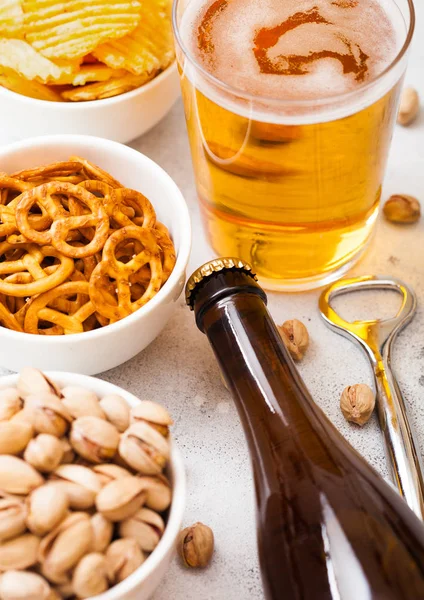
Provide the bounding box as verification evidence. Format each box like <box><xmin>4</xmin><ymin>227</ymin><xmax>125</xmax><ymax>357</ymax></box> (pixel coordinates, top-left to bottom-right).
<box><xmin>185</xmin><ymin>257</ymin><xmax>257</xmax><ymax>309</ymax></box>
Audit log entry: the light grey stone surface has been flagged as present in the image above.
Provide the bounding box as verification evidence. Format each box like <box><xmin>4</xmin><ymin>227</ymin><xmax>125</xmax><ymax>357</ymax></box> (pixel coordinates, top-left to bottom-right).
<box><xmin>0</xmin><ymin>5</ymin><xmax>423</xmax><ymax>600</ymax></box>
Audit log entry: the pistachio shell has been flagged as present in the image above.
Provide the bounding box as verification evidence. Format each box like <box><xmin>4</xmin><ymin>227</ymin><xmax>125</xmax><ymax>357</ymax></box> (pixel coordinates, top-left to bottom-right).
<box><xmin>178</xmin><ymin>522</ymin><xmax>214</xmax><ymax>568</ymax></box>
<box><xmin>50</xmin><ymin>464</ymin><xmax>102</xmax><ymax>509</ymax></box>
<box><xmin>0</xmin><ymin>533</ymin><xmax>40</xmax><ymax>570</ymax></box>
<box><xmin>0</xmin><ymin>497</ymin><xmax>27</xmax><ymax>541</ymax></box>
<box><xmin>59</xmin><ymin>438</ymin><xmax>75</xmax><ymax>464</ymax></box>
<box><xmin>70</xmin><ymin>416</ymin><xmax>119</xmax><ymax>463</ymax></box>
<box><xmin>73</xmin><ymin>553</ymin><xmax>109</xmax><ymax>598</ymax></box>
<box><xmin>0</xmin><ymin>421</ymin><xmax>33</xmax><ymax>455</ymax></box>
<box><xmin>17</xmin><ymin>368</ymin><xmax>62</xmax><ymax>398</ymax></box>
<box><xmin>131</xmin><ymin>401</ymin><xmax>173</xmax><ymax>435</ymax></box>
<box><xmin>0</xmin><ymin>389</ymin><xmax>23</xmax><ymax>421</ymax></box>
<box><xmin>119</xmin><ymin>422</ymin><xmax>170</xmax><ymax>475</ymax></box>
<box><xmin>106</xmin><ymin>538</ymin><xmax>144</xmax><ymax>584</ymax></box>
<box><xmin>54</xmin><ymin>582</ymin><xmax>74</xmax><ymax>598</ymax></box>
<box><xmin>91</xmin><ymin>513</ymin><xmax>113</xmax><ymax>553</ymax></box>
<box><xmin>99</xmin><ymin>394</ymin><xmax>130</xmax><ymax>432</ymax></box>
<box><xmin>61</xmin><ymin>386</ymin><xmax>106</xmax><ymax>420</ymax></box>
<box><xmin>26</xmin><ymin>483</ymin><xmax>69</xmax><ymax>536</ymax></box>
<box><xmin>141</xmin><ymin>474</ymin><xmax>172</xmax><ymax>512</ymax></box>
<box><xmin>96</xmin><ymin>476</ymin><xmax>147</xmax><ymax>521</ymax></box>
<box><xmin>25</xmin><ymin>394</ymin><xmax>73</xmax><ymax>437</ymax></box>
<box><xmin>92</xmin><ymin>463</ymin><xmax>133</xmax><ymax>486</ymax></box>
<box><xmin>39</xmin><ymin>512</ymin><xmax>93</xmax><ymax>577</ymax></box>
<box><xmin>0</xmin><ymin>455</ymin><xmax>44</xmax><ymax>494</ymax></box>
<box><xmin>0</xmin><ymin>570</ymin><xmax>53</xmax><ymax>600</ymax></box>
<box><xmin>119</xmin><ymin>507</ymin><xmax>164</xmax><ymax>552</ymax></box>
<box><xmin>24</xmin><ymin>434</ymin><xmax>64</xmax><ymax>473</ymax></box>
<box><xmin>9</xmin><ymin>409</ymin><xmax>34</xmax><ymax>425</ymax></box>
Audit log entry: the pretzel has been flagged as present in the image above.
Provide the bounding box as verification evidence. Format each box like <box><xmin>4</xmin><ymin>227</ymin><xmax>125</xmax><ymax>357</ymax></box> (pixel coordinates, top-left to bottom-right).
<box><xmin>11</xmin><ymin>162</ymin><xmax>83</xmax><ymax>182</ymax></box>
<box><xmin>0</xmin><ymin>173</ymin><xmax>34</xmax><ymax>206</ymax></box>
<box><xmin>154</xmin><ymin>223</ymin><xmax>176</xmax><ymax>284</ymax></box>
<box><xmin>79</xmin><ymin>180</ymin><xmax>141</xmax><ymax>230</ymax></box>
<box><xmin>69</xmin><ymin>156</ymin><xmax>123</xmax><ymax>189</ymax></box>
<box><xmin>24</xmin><ymin>281</ymin><xmax>97</xmax><ymax>335</ymax></box>
<box><xmin>0</xmin><ymin>243</ymin><xmax>74</xmax><ymax>297</ymax></box>
<box><xmin>114</xmin><ymin>188</ymin><xmax>156</xmax><ymax>229</ymax></box>
<box><xmin>89</xmin><ymin>226</ymin><xmax>163</xmax><ymax>321</ymax></box>
<box><xmin>0</xmin><ymin>299</ymin><xmax>24</xmax><ymax>332</ymax></box>
<box><xmin>16</xmin><ymin>182</ymin><xmax>109</xmax><ymax>259</ymax></box>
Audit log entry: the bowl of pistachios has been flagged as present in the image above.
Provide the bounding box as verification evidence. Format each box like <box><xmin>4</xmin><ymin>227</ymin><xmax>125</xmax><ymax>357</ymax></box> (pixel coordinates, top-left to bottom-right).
<box><xmin>0</xmin><ymin>368</ymin><xmax>186</xmax><ymax>600</ymax></box>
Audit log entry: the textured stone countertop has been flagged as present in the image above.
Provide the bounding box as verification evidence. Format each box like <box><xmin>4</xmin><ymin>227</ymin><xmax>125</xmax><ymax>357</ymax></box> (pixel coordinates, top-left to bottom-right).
<box><xmin>0</xmin><ymin>5</ymin><xmax>423</xmax><ymax>599</ymax></box>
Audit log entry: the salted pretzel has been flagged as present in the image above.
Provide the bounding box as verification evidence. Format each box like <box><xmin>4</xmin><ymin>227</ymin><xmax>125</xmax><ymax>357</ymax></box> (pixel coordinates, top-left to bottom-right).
<box><xmin>24</xmin><ymin>281</ymin><xmax>97</xmax><ymax>335</ymax></box>
<box><xmin>89</xmin><ymin>226</ymin><xmax>163</xmax><ymax>321</ymax></box>
<box><xmin>16</xmin><ymin>182</ymin><xmax>109</xmax><ymax>259</ymax></box>
<box><xmin>0</xmin><ymin>243</ymin><xmax>74</xmax><ymax>297</ymax></box>
<box><xmin>69</xmin><ymin>156</ymin><xmax>123</xmax><ymax>189</ymax></box>
<box><xmin>114</xmin><ymin>188</ymin><xmax>156</xmax><ymax>229</ymax></box>
<box><xmin>11</xmin><ymin>161</ymin><xmax>83</xmax><ymax>182</ymax></box>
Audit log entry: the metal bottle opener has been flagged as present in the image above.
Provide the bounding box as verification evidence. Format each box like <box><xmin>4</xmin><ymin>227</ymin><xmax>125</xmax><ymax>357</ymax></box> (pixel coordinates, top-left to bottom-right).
<box><xmin>319</xmin><ymin>275</ymin><xmax>424</xmax><ymax>520</ymax></box>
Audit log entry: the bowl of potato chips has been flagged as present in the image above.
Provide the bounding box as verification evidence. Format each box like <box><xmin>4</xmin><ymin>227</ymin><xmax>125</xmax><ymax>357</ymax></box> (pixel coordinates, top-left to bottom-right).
<box><xmin>0</xmin><ymin>0</ymin><xmax>179</xmax><ymax>143</ymax></box>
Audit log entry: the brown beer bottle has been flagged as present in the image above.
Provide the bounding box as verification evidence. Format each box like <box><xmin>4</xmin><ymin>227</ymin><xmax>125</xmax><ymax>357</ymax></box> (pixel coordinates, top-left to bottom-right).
<box><xmin>186</xmin><ymin>258</ymin><xmax>424</xmax><ymax>600</ymax></box>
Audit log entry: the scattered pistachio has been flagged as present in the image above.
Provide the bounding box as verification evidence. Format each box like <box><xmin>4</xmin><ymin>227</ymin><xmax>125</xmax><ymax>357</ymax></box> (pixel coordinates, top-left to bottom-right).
<box><xmin>383</xmin><ymin>194</ymin><xmax>421</xmax><ymax>224</ymax></box>
<box><xmin>99</xmin><ymin>394</ymin><xmax>130</xmax><ymax>432</ymax></box>
<box><xmin>278</xmin><ymin>319</ymin><xmax>309</xmax><ymax>361</ymax></box>
<box><xmin>397</xmin><ymin>86</ymin><xmax>420</xmax><ymax>126</ymax></box>
<box><xmin>130</xmin><ymin>401</ymin><xmax>173</xmax><ymax>437</ymax></box>
<box><xmin>178</xmin><ymin>522</ymin><xmax>214</xmax><ymax>568</ymax></box>
<box><xmin>340</xmin><ymin>384</ymin><xmax>375</xmax><ymax>426</ymax></box>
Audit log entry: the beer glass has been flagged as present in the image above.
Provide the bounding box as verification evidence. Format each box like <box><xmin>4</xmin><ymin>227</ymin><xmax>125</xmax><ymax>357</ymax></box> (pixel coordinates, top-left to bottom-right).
<box><xmin>172</xmin><ymin>0</ymin><xmax>415</xmax><ymax>291</ymax></box>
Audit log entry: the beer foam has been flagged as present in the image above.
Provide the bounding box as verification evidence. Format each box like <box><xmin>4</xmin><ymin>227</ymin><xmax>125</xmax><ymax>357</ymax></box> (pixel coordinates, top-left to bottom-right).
<box><xmin>180</xmin><ymin>0</ymin><xmax>405</xmax><ymax>102</ymax></box>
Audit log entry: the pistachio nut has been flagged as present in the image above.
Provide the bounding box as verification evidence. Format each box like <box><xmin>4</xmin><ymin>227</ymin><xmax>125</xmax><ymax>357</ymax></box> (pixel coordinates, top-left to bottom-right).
<box><xmin>99</xmin><ymin>394</ymin><xmax>130</xmax><ymax>432</ymax></box>
<box><xmin>9</xmin><ymin>409</ymin><xmax>35</xmax><ymax>425</ymax></box>
<box><xmin>0</xmin><ymin>421</ymin><xmax>33</xmax><ymax>455</ymax></box>
<box><xmin>119</xmin><ymin>422</ymin><xmax>170</xmax><ymax>475</ymax></box>
<box><xmin>131</xmin><ymin>401</ymin><xmax>173</xmax><ymax>437</ymax></box>
<box><xmin>73</xmin><ymin>552</ymin><xmax>109</xmax><ymax>598</ymax></box>
<box><xmin>39</xmin><ymin>512</ymin><xmax>93</xmax><ymax>580</ymax></box>
<box><xmin>0</xmin><ymin>496</ymin><xmax>27</xmax><ymax>541</ymax></box>
<box><xmin>59</xmin><ymin>438</ymin><xmax>75</xmax><ymax>464</ymax></box>
<box><xmin>70</xmin><ymin>416</ymin><xmax>119</xmax><ymax>463</ymax></box>
<box><xmin>54</xmin><ymin>582</ymin><xmax>74</xmax><ymax>599</ymax></box>
<box><xmin>61</xmin><ymin>386</ymin><xmax>106</xmax><ymax>420</ymax></box>
<box><xmin>17</xmin><ymin>368</ymin><xmax>62</xmax><ymax>398</ymax></box>
<box><xmin>119</xmin><ymin>507</ymin><xmax>164</xmax><ymax>552</ymax></box>
<box><xmin>24</xmin><ymin>434</ymin><xmax>64</xmax><ymax>473</ymax></box>
<box><xmin>0</xmin><ymin>533</ymin><xmax>40</xmax><ymax>570</ymax></box>
<box><xmin>50</xmin><ymin>464</ymin><xmax>102</xmax><ymax>510</ymax></box>
<box><xmin>26</xmin><ymin>483</ymin><xmax>69</xmax><ymax>536</ymax></box>
<box><xmin>178</xmin><ymin>522</ymin><xmax>214</xmax><ymax>568</ymax></box>
<box><xmin>96</xmin><ymin>476</ymin><xmax>147</xmax><ymax>521</ymax></box>
<box><xmin>0</xmin><ymin>570</ymin><xmax>55</xmax><ymax>600</ymax></box>
<box><xmin>92</xmin><ymin>463</ymin><xmax>133</xmax><ymax>486</ymax></box>
<box><xmin>0</xmin><ymin>388</ymin><xmax>23</xmax><ymax>421</ymax></box>
<box><xmin>25</xmin><ymin>393</ymin><xmax>73</xmax><ymax>437</ymax></box>
<box><xmin>91</xmin><ymin>513</ymin><xmax>113</xmax><ymax>553</ymax></box>
<box><xmin>0</xmin><ymin>455</ymin><xmax>44</xmax><ymax>495</ymax></box>
<box><xmin>141</xmin><ymin>474</ymin><xmax>172</xmax><ymax>512</ymax></box>
<box><xmin>106</xmin><ymin>538</ymin><xmax>144</xmax><ymax>585</ymax></box>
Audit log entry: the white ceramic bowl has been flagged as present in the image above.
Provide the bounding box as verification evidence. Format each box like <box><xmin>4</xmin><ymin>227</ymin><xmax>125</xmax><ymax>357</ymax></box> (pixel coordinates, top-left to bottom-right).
<box><xmin>0</xmin><ymin>63</ymin><xmax>180</xmax><ymax>144</ymax></box>
<box><xmin>0</xmin><ymin>371</ymin><xmax>186</xmax><ymax>600</ymax></box>
<box><xmin>0</xmin><ymin>135</ymin><xmax>191</xmax><ymax>375</ymax></box>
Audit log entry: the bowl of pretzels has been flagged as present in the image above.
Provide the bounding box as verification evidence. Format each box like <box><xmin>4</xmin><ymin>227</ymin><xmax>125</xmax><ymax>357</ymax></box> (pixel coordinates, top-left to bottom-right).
<box><xmin>0</xmin><ymin>135</ymin><xmax>191</xmax><ymax>375</ymax></box>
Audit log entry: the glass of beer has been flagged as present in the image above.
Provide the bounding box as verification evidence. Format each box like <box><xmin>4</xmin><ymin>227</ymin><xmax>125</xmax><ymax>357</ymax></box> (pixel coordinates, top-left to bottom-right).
<box><xmin>173</xmin><ymin>0</ymin><xmax>415</xmax><ymax>291</ymax></box>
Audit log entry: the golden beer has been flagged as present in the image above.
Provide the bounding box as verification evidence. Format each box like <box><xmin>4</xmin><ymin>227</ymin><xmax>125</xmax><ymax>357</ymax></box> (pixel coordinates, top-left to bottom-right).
<box><xmin>174</xmin><ymin>0</ymin><xmax>414</xmax><ymax>289</ymax></box>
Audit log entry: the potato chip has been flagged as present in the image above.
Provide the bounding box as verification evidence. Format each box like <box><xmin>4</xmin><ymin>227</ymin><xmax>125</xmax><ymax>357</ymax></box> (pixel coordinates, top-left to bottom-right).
<box><xmin>0</xmin><ymin>0</ymin><xmax>24</xmax><ymax>38</ymax></box>
<box><xmin>47</xmin><ymin>65</ymin><xmax>127</xmax><ymax>86</ymax></box>
<box><xmin>0</xmin><ymin>68</ymin><xmax>64</xmax><ymax>102</ymax></box>
<box><xmin>0</xmin><ymin>39</ymin><xmax>77</xmax><ymax>82</ymax></box>
<box><xmin>22</xmin><ymin>0</ymin><xmax>143</xmax><ymax>60</ymax></box>
<box><xmin>61</xmin><ymin>71</ymin><xmax>154</xmax><ymax>101</ymax></box>
<box><xmin>92</xmin><ymin>0</ymin><xmax>174</xmax><ymax>76</ymax></box>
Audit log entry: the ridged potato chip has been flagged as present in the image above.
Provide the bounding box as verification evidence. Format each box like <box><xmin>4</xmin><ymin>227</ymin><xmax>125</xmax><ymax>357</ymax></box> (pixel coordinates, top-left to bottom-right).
<box><xmin>0</xmin><ymin>68</ymin><xmax>63</xmax><ymax>101</ymax></box>
<box><xmin>0</xmin><ymin>0</ymin><xmax>24</xmax><ymax>38</ymax></box>
<box><xmin>92</xmin><ymin>0</ymin><xmax>174</xmax><ymax>76</ymax></box>
<box><xmin>0</xmin><ymin>39</ymin><xmax>77</xmax><ymax>82</ymax></box>
<box><xmin>22</xmin><ymin>0</ymin><xmax>143</xmax><ymax>60</ymax></box>
<box><xmin>61</xmin><ymin>71</ymin><xmax>154</xmax><ymax>101</ymax></box>
<box><xmin>47</xmin><ymin>65</ymin><xmax>127</xmax><ymax>86</ymax></box>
